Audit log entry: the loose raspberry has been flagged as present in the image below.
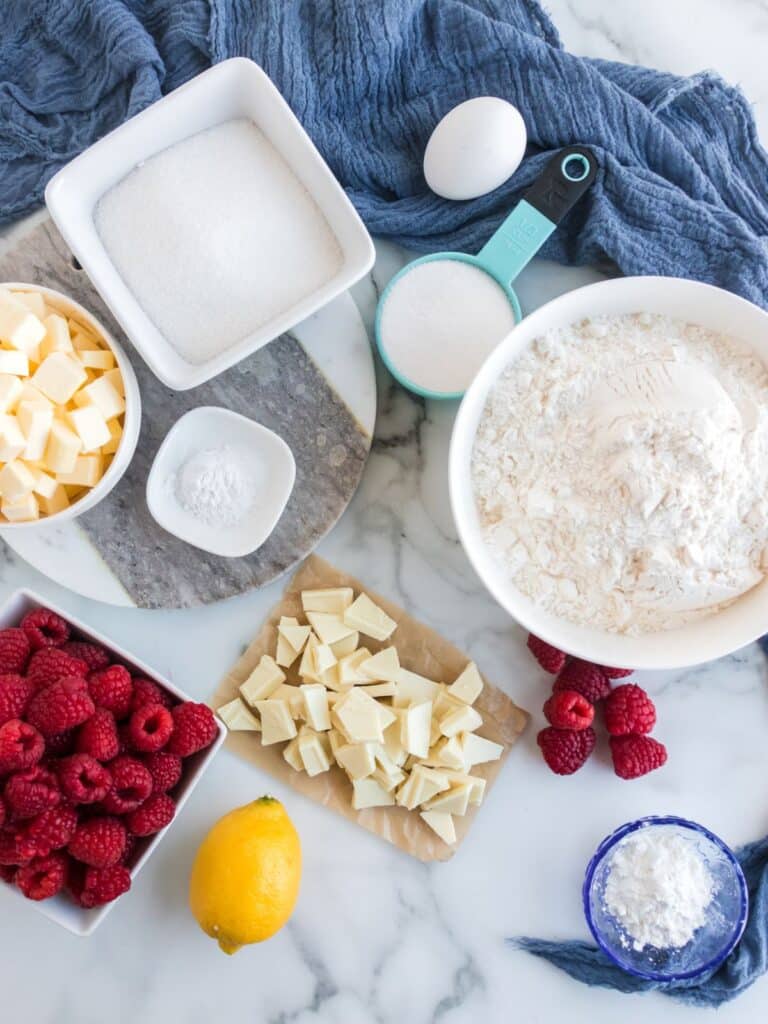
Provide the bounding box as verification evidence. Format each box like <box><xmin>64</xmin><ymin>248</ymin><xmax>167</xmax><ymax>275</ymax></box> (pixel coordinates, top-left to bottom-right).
<box><xmin>599</xmin><ymin>666</ymin><xmax>633</xmax><ymax>679</ymax></box>
<box><xmin>553</xmin><ymin>660</ymin><xmax>611</xmax><ymax>703</ymax></box>
<box><xmin>130</xmin><ymin>677</ymin><xmax>174</xmax><ymax>713</ymax></box>
<box><xmin>78</xmin><ymin>864</ymin><xmax>131</xmax><ymax>907</ymax></box>
<box><xmin>4</xmin><ymin>766</ymin><xmax>61</xmax><ymax>819</ymax></box>
<box><xmin>15</xmin><ymin>804</ymin><xmax>78</xmax><ymax>859</ymax></box>
<box><xmin>69</xmin><ymin>816</ymin><xmax>127</xmax><ymax>868</ymax></box>
<box><xmin>0</xmin><ymin>831</ymin><xmax>27</xmax><ymax>865</ymax></box>
<box><xmin>126</xmin><ymin>793</ymin><xmax>175</xmax><ymax>836</ymax></box>
<box><xmin>142</xmin><ymin>751</ymin><xmax>182</xmax><ymax>794</ymax></box>
<box><xmin>56</xmin><ymin>754</ymin><xmax>112</xmax><ymax>804</ymax></box>
<box><xmin>76</xmin><ymin>708</ymin><xmax>119</xmax><ymax>762</ymax></box>
<box><xmin>604</xmin><ymin>685</ymin><xmax>656</xmax><ymax>737</ymax></box>
<box><xmin>0</xmin><ymin>795</ymin><xmax>5</xmax><ymax>827</ymax></box>
<box><xmin>0</xmin><ymin>628</ymin><xmax>30</xmax><ymax>673</ymax></box>
<box><xmin>126</xmin><ymin>704</ymin><xmax>174</xmax><ymax>753</ymax></box>
<box><xmin>16</xmin><ymin>852</ymin><xmax>67</xmax><ymax>900</ymax></box>
<box><xmin>27</xmin><ymin>648</ymin><xmax>88</xmax><ymax>692</ymax></box>
<box><xmin>543</xmin><ymin>690</ymin><xmax>594</xmax><ymax>731</ymax></box>
<box><xmin>537</xmin><ymin>726</ymin><xmax>596</xmax><ymax>775</ymax></box>
<box><xmin>0</xmin><ymin>719</ymin><xmax>44</xmax><ymax>773</ymax></box>
<box><xmin>610</xmin><ymin>734</ymin><xmax>667</xmax><ymax>779</ymax></box>
<box><xmin>102</xmin><ymin>756</ymin><xmax>153</xmax><ymax>814</ymax></box>
<box><xmin>526</xmin><ymin>634</ymin><xmax>568</xmax><ymax>674</ymax></box>
<box><xmin>45</xmin><ymin>730</ymin><xmax>76</xmax><ymax>757</ymax></box>
<box><xmin>21</xmin><ymin>608</ymin><xmax>70</xmax><ymax>650</ymax></box>
<box><xmin>26</xmin><ymin>677</ymin><xmax>95</xmax><ymax>737</ymax></box>
<box><xmin>63</xmin><ymin>641</ymin><xmax>111</xmax><ymax>672</ymax></box>
<box><xmin>88</xmin><ymin>665</ymin><xmax>133</xmax><ymax>720</ymax></box>
<box><xmin>166</xmin><ymin>702</ymin><xmax>217</xmax><ymax>757</ymax></box>
<box><xmin>0</xmin><ymin>674</ymin><xmax>35</xmax><ymax>727</ymax></box>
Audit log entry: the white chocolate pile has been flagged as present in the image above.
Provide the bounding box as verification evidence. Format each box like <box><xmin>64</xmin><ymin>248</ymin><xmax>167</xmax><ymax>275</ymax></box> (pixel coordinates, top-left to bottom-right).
<box><xmin>217</xmin><ymin>587</ymin><xmax>502</xmax><ymax>846</ymax></box>
<box><xmin>0</xmin><ymin>287</ymin><xmax>125</xmax><ymax>522</ymax></box>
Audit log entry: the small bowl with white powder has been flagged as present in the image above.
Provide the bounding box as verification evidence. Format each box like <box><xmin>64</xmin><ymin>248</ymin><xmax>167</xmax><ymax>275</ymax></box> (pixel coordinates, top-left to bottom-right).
<box><xmin>584</xmin><ymin>816</ymin><xmax>748</xmax><ymax>982</ymax></box>
<box><xmin>146</xmin><ymin>407</ymin><xmax>295</xmax><ymax>558</ymax></box>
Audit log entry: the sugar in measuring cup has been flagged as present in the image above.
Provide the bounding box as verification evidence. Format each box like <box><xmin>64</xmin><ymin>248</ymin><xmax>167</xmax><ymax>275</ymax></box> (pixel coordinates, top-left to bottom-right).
<box><xmin>375</xmin><ymin>146</ymin><xmax>598</xmax><ymax>399</ymax></box>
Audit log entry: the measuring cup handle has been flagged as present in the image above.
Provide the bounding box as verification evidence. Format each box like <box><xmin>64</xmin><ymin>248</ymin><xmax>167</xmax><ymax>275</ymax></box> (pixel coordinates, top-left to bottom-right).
<box><xmin>478</xmin><ymin>145</ymin><xmax>598</xmax><ymax>288</ymax></box>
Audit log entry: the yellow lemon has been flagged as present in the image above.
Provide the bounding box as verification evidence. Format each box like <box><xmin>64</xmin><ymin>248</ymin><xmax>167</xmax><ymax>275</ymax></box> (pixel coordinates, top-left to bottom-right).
<box><xmin>189</xmin><ymin>796</ymin><xmax>301</xmax><ymax>954</ymax></box>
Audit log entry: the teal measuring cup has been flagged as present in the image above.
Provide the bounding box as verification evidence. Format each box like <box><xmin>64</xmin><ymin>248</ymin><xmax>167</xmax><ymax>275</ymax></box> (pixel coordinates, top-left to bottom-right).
<box><xmin>375</xmin><ymin>145</ymin><xmax>598</xmax><ymax>399</ymax></box>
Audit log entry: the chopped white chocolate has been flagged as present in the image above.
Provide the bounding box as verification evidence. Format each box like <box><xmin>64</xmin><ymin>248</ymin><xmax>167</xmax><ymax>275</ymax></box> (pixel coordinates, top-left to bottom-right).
<box><xmin>400</xmin><ymin>700</ymin><xmax>433</xmax><ymax>758</ymax></box>
<box><xmin>343</xmin><ymin>592</ymin><xmax>397</xmax><ymax>641</ymax></box>
<box><xmin>433</xmin><ymin>687</ymin><xmax>465</xmax><ymax>722</ymax></box>
<box><xmin>43</xmin><ymin>419</ymin><xmax>82</xmax><ymax>473</ymax></box>
<box><xmin>18</xmin><ymin>401</ymin><xmax>53</xmax><ymax>461</ymax></box>
<box><xmin>461</xmin><ymin>732</ymin><xmax>503</xmax><ymax>767</ymax></box>
<box><xmin>440</xmin><ymin>771</ymin><xmax>486</xmax><ymax>806</ymax></box>
<box><xmin>0</xmin><ymin>414</ymin><xmax>27</xmax><ymax>462</ymax></box>
<box><xmin>0</xmin><ymin>375</ymin><xmax>22</xmax><ymax>413</ymax></box>
<box><xmin>381</xmin><ymin>712</ymin><xmax>408</xmax><ymax>766</ymax></box>
<box><xmin>300</xmin><ymin>684</ymin><xmax>331</xmax><ymax>731</ymax></box>
<box><xmin>409</xmin><ymin>764</ymin><xmax>450</xmax><ymax>806</ymax></box>
<box><xmin>239</xmin><ymin>655</ymin><xmax>285</xmax><ymax>705</ymax></box>
<box><xmin>420</xmin><ymin>810</ymin><xmax>456</xmax><ymax>845</ymax></box>
<box><xmin>439</xmin><ymin>704</ymin><xmax>483</xmax><ymax>738</ymax></box>
<box><xmin>301</xmin><ymin>587</ymin><xmax>354</xmax><ymax>614</ymax></box>
<box><xmin>282</xmin><ymin>735</ymin><xmax>304</xmax><ymax>772</ymax></box>
<box><xmin>447</xmin><ymin>662</ymin><xmax>484</xmax><ymax>705</ymax></box>
<box><xmin>275</xmin><ymin>632</ymin><xmax>301</xmax><ymax>668</ymax></box>
<box><xmin>217</xmin><ymin>698</ymin><xmax>261</xmax><ymax>731</ymax></box>
<box><xmin>255</xmin><ymin>699</ymin><xmax>297</xmax><ymax>745</ymax></box>
<box><xmin>423</xmin><ymin>782</ymin><xmax>472</xmax><ymax>817</ymax></box>
<box><xmin>313</xmin><ymin>643</ymin><xmax>337</xmax><ymax>676</ymax></box>
<box><xmin>298</xmin><ymin>633</ymin><xmax>322</xmax><ymax>682</ymax></box>
<box><xmin>336</xmin><ymin>741</ymin><xmax>376</xmax><ymax>780</ymax></box>
<box><xmin>329</xmin><ymin>632</ymin><xmax>359</xmax><ymax>659</ymax></box>
<box><xmin>278</xmin><ymin>618</ymin><xmax>311</xmax><ymax>654</ymax></box>
<box><xmin>306</xmin><ymin>612</ymin><xmax>357</xmax><ymax>646</ymax></box>
<box><xmin>332</xmin><ymin>687</ymin><xmax>384</xmax><ymax>744</ymax></box>
<box><xmin>0</xmin><ymin>460</ymin><xmax>35</xmax><ymax>502</ymax></box>
<box><xmin>359</xmin><ymin>646</ymin><xmax>400</xmax><ymax>682</ymax></box>
<box><xmin>352</xmin><ymin>777</ymin><xmax>394</xmax><ymax>809</ymax></box>
<box><xmin>372</xmin><ymin>764</ymin><xmax>405</xmax><ymax>792</ymax></box>
<box><xmin>298</xmin><ymin>729</ymin><xmax>331</xmax><ymax>776</ymax></box>
<box><xmin>32</xmin><ymin>352</ymin><xmax>87</xmax><ymax>404</ymax></box>
<box><xmin>327</xmin><ymin>728</ymin><xmax>345</xmax><ymax>760</ymax></box>
<box><xmin>359</xmin><ymin>680</ymin><xmax>396</xmax><ymax>698</ymax></box>
<box><xmin>338</xmin><ymin>647</ymin><xmax>372</xmax><ymax>684</ymax></box>
<box><xmin>1</xmin><ymin>492</ymin><xmax>38</xmax><ymax>522</ymax></box>
<box><xmin>429</xmin><ymin>735</ymin><xmax>466</xmax><ymax>770</ymax></box>
<box><xmin>271</xmin><ymin>684</ymin><xmax>304</xmax><ymax>719</ymax></box>
<box><xmin>395</xmin><ymin>772</ymin><xmax>420</xmax><ymax>810</ymax></box>
<box><xmin>393</xmin><ymin>669</ymin><xmax>441</xmax><ymax>708</ymax></box>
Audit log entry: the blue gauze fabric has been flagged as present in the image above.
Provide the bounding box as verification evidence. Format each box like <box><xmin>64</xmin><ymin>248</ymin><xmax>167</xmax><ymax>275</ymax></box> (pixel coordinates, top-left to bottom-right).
<box><xmin>0</xmin><ymin>0</ymin><xmax>767</xmax><ymax>307</ymax></box>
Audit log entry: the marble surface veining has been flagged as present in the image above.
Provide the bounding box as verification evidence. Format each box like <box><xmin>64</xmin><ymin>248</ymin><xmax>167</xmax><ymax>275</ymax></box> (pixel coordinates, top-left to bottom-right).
<box><xmin>1</xmin><ymin>2</ymin><xmax>768</xmax><ymax>1021</ymax></box>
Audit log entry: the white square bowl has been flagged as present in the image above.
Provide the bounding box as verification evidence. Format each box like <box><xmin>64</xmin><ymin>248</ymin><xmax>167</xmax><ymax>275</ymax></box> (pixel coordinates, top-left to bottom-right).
<box><xmin>0</xmin><ymin>589</ymin><xmax>225</xmax><ymax>935</ymax></box>
<box><xmin>45</xmin><ymin>57</ymin><xmax>375</xmax><ymax>391</ymax></box>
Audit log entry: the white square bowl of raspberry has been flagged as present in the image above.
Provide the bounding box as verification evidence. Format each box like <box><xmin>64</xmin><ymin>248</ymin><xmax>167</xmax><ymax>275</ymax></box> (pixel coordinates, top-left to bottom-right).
<box><xmin>0</xmin><ymin>589</ymin><xmax>225</xmax><ymax>935</ymax></box>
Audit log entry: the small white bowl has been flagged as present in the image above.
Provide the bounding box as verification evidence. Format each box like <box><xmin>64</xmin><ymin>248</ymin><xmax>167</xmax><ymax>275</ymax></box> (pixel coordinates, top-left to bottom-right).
<box><xmin>0</xmin><ymin>588</ymin><xmax>225</xmax><ymax>935</ymax></box>
<box><xmin>0</xmin><ymin>283</ymin><xmax>140</xmax><ymax>529</ymax></box>
<box><xmin>45</xmin><ymin>57</ymin><xmax>375</xmax><ymax>391</ymax></box>
<box><xmin>450</xmin><ymin>276</ymin><xmax>768</xmax><ymax>670</ymax></box>
<box><xmin>146</xmin><ymin>406</ymin><xmax>295</xmax><ymax>557</ymax></box>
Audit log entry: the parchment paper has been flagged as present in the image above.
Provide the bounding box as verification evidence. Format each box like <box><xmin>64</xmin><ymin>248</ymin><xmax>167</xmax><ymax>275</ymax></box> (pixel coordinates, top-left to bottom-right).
<box><xmin>211</xmin><ymin>556</ymin><xmax>529</xmax><ymax>861</ymax></box>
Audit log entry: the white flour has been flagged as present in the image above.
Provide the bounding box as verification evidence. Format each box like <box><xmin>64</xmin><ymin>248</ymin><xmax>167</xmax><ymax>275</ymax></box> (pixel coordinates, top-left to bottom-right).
<box><xmin>96</xmin><ymin>119</ymin><xmax>343</xmax><ymax>364</ymax></box>
<box><xmin>173</xmin><ymin>446</ymin><xmax>255</xmax><ymax>526</ymax></box>
<box><xmin>472</xmin><ymin>313</ymin><xmax>768</xmax><ymax>633</ymax></box>
<box><xmin>604</xmin><ymin>829</ymin><xmax>714</xmax><ymax>951</ymax></box>
<box><xmin>378</xmin><ymin>259</ymin><xmax>517</xmax><ymax>394</ymax></box>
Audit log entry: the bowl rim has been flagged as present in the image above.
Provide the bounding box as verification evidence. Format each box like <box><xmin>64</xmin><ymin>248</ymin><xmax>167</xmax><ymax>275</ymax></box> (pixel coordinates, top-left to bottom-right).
<box><xmin>582</xmin><ymin>815</ymin><xmax>749</xmax><ymax>982</ymax></box>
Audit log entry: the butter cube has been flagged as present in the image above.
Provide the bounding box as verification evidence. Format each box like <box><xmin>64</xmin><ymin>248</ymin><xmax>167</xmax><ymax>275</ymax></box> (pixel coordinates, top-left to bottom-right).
<box><xmin>423</xmin><ymin>783</ymin><xmax>472</xmax><ymax>817</ymax></box>
<box><xmin>0</xmin><ymin>289</ymin><xmax>45</xmax><ymax>353</ymax></box>
<box><xmin>300</xmin><ymin>684</ymin><xmax>331</xmax><ymax>731</ymax></box>
<box><xmin>103</xmin><ymin>368</ymin><xmax>125</xmax><ymax>398</ymax></box>
<box><xmin>336</xmin><ymin>741</ymin><xmax>376</xmax><ymax>780</ymax></box>
<box><xmin>43</xmin><ymin>420</ymin><xmax>82</xmax><ymax>473</ymax></box>
<box><xmin>71</xmin><ymin>328</ymin><xmax>100</xmax><ymax>351</ymax></box>
<box><xmin>0</xmin><ymin>414</ymin><xmax>26</xmax><ymax>462</ymax></box>
<box><xmin>13</xmin><ymin>290</ymin><xmax>46</xmax><ymax>319</ymax></box>
<box><xmin>67</xmin><ymin>405</ymin><xmax>110</xmax><ymax>453</ymax></box>
<box><xmin>401</xmin><ymin>700</ymin><xmax>433</xmax><ymax>758</ymax></box>
<box><xmin>17</xmin><ymin>401</ymin><xmax>53</xmax><ymax>461</ymax></box>
<box><xmin>32</xmin><ymin>352</ymin><xmax>87</xmax><ymax>404</ymax></box>
<box><xmin>254</xmin><ymin>699</ymin><xmax>297</xmax><ymax>745</ymax></box>
<box><xmin>343</xmin><ymin>593</ymin><xmax>397</xmax><ymax>642</ymax></box>
<box><xmin>393</xmin><ymin>669</ymin><xmax>441</xmax><ymax>708</ymax></box>
<box><xmin>0</xmin><ymin>375</ymin><xmax>23</xmax><ymax>414</ymax></box>
<box><xmin>419</xmin><ymin>810</ymin><xmax>456</xmax><ymax>845</ymax></box>
<box><xmin>352</xmin><ymin>777</ymin><xmax>394</xmax><ymax>810</ymax></box>
<box><xmin>216</xmin><ymin>698</ymin><xmax>261</xmax><ymax>732</ymax></box>
<box><xmin>447</xmin><ymin>662</ymin><xmax>484</xmax><ymax>705</ymax></box>
<box><xmin>298</xmin><ymin>729</ymin><xmax>331</xmax><ymax>777</ymax></box>
<box><xmin>78</xmin><ymin>349</ymin><xmax>115</xmax><ymax>371</ymax></box>
<box><xmin>0</xmin><ymin>350</ymin><xmax>29</xmax><ymax>376</ymax></box>
<box><xmin>439</xmin><ymin>704</ymin><xmax>483</xmax><ymax>739</ymax></box>
<box><xmin>101</xmin><ymin>418</ymin><xmax>123</xmax><ymax>455</ymax></box>
<box><xmin>306</xmin><ymin>612</ymin><xmax>356</xmax><ymax>646</ymax></box>
<box><xmin>239</xmin><ymin>655</ymin><xmax>285</xmax><ymax>705</ymax></box>
<box><xmin>40</xmin><ymin>314</ymin><xmax>73</xmax><ymax>357</ymax></box>
<box><xmin>2</xmin><ymin>492</ymin><xmax>39</xmax><ymax>522</ymax></box>
<box><xmin>38</xmin><ymin>485</ymin><xmax>70</xmax><ymax>517</ymax></box>
<box><xmin>461</xmin><ymin>732</ymin><xmax>503</xmax><ymax>767</ymax></box>
<box><xmin>74</xmin><ymin>376</ymin><xmax>124</xmax><ymax>419</ymax></box>
<box><xmin>56</xmin><ymin>453</ymin><xmax>103</xmax><ymax>488</ymax></box>
<box><xmin>282</xmin><ymin>735</ymin><xmax>304</xmax><ymax>772</ymax></box>
<box><xmin>16</xmin><ymin>382</ymin><xmax>52</xmax><ymax>409</ymax></box>
<box><xmin>301</xmin><ymin>587</ymin><xmax>354</xmax><ymax>614</ymax></box>
<box><xmin>333</xmin><ymin>688</ymin><xmax>385</xmax><ymax>744</ymax></box>
<box><xmin>359</xmin><ymin>647</ymin><xmax>400</xmax><ymax>682</ymax></box>
<box><xmin>0</xmin><ymin>460</ymin><xmax>35</xmax><ymax>502</ymax></box>
<box><xmin>31</xmin><ymin>468</ymin><xmax>59</xmax><ymax>499</ymax></box>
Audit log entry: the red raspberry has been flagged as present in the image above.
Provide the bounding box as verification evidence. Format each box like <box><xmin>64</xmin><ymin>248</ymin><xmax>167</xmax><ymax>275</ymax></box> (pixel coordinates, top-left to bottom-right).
<box><xmin>15</xmin><ymin>804</ymin><xmax>78</xmax><ymax>859</ymax></box>
<box><xmin>526</xmin><ymin>634</ymin><xmax>567</xmax><ymax>674</ymax></box>
<box><xmin>130</xmin><ymin>677</ymin><xmax>174</xmax><ymax>712</ymax></box>
<box><xmin>126</xmin><ymin>704</ymin><xmax>174</xmax><ymax>753</ymax></box>
<box><xmin>78</xmin><ymin>864</ymin><xmax>131</xmax><ymax>907</ymax></box>
<box><xmin>126</xmin><ymin>793</ymin><xmax>175</xmax><ymax>837</ymax></box>
<box><xmin>56</xmin><ymin>754</ymin><xmax>112</xmax><ymax>804</ymax></box>
<box><xmin>599</xmin><ymin>666</ymin><xmax>633</xmax><ymax>679</ymax></box>
<box><xmin>0</xmin><ymin>720</ymin><xmax>44</xmax><ymax>773</ymax></box>
<box><xmin>553</xmin><ymin>660</ymin><xmax>611</xmax><ymax>703</ymax></box>
<box><xmin>69</xmin><ymin>816</ymin><xmax>127</xmax><ymax>868</ymax></box>
<box><xmin>102</xmin><ymin>756</ymin><xmax>153</xmax><ymax>814</ymax></box>
<box><xmin>4</xmin><ymin>766</ymin><xmax>60</xmax><ymax>819</ymax></box>
<box><xmin>26</xmin><ymin>677</ymin><xmax>95</xmax><ymax>737</ymax></box>
<box><xmin>0</xmin><ymin>674</ymin><xmax>35</xmax><ymax>726</ymax></box>
<box><xmin>0</xmin><ymin>831</ymin><xmax>27</xmax><ymax>865</ymax></box>
<box><xmin>16</xmin><ymin>852</ymin><xmax>67</xmax><ymax>900</ymax></box>
<box><xmin>45</xmin><ymin>729</ymin><xmax>76</xmax><ymax>757</ymax></box>
<box><xmin>88</xmin><ymin>665</ymin><xmax>133</xmax><ymax>719</ymax></box>
<box><xmin>121</xmin><ymin>831</ymin><xmax>137</xmax><ymax>866</ymax></box>
<box><xmin>142</xmin><ymin>751</ymin><xmax>182</xmax><ymax>794</ymax></box>
<box><xmin>0</xmin><ymin>795</ymin><xmax>5</xmax><ymax>827</ymax></box>
<box><xmin>63</xmin><ymin>641</ymin><xmax>111</xmax><ymax>672</ymax></box>
<box><xmin>76</xmin><ymin>708</ymin><xmax>119</xmax><ymax>762</ymax></box>
<box><xmin>0</xmin><ymin>628</ymin><xmax>30</xmax><ymax>673</ymax></box>
<box><xmin>0</xmin><ymin>864</ymin><xmax>16</xmax><ymax>883</ymax></box>
<box><xmin>543</xmin><ymin>690</ymin><xmax>594</xmax><ymax>731</ymax></box>
<box><xmin>610</xmin><ymin>734</ymin><xmax>668</xmax><ymax>779</ymax></box>
<box><xmin>166</xmin><ymin>702</ymin><xmax>217</xmax><ymax>757</ymax></box>
<box><xmin>537</xmin><ymin>726</ymin><xmax>596</xmax><ymax>775</ymax></box>
<box><xmin>21</xmin><ymin>608</ymin><xmax>70</xmax><ymax>650</ymax></box>
<box><xmin>27</xmin><ymin>648</ymin><xmax>88</xmax><ymax>692</ymax></box>
<box><xmin>604</xmin><ymin>685</ymin><xmax>656</xmax><ymax>736</ymax></box>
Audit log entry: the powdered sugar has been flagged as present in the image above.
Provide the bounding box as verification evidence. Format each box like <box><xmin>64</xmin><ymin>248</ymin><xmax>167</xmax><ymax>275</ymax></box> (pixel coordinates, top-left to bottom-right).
<box><xmin>472</xmin><ymin>313</ymin><xmax>768</xmax><ymax>634</ymax></box>
<box><xmin>173</xmin><ymin>446</ymin><xmax>255</xmax><ymax>526</ymax></box>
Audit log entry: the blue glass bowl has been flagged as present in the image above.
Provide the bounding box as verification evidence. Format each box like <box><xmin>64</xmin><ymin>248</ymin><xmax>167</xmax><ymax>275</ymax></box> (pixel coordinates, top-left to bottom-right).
<box><xmin>583</xmin><ymin>816</ymin><xmax>748</xmax><ymax>982</ymax></box>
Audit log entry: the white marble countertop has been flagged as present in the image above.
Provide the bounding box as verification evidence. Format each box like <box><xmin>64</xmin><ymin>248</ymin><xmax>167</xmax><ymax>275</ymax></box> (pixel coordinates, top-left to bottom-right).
<box><xmin>2</xmin><ymin>2</ymin><xmax>768</xmax><ymax>1021</ymax></box>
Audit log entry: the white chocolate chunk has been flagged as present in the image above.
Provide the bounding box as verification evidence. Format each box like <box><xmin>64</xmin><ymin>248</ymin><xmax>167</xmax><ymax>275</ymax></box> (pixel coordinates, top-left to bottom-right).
<box><xmin>329</xmin><ymin>632</ymin><xmax>358</xmax><ymax>659</ymax></box>
<box><xmin>255</xmin><ymin>699</ymin><xmax>297</xmax><ymax>745</ymax></box>
<box><xmin>336</xmin><ymin>741</ymin><xmax>376</xmax><ymax>780</ymax></box>
<box><xmin>400</xmin><ymin>700</ymin><xmax>433</xmax><ymax>758</ymax></box>
<box><xmin>2</xmin><ymin>492</ymin><xmax>39</xmax><ymax>521</ymax></box>
<box><xmin>298</xmin><ymin>633</ymin><xmax>322</xmax><ymax>682</ymax></box>
<box><xmin>382</xmin><ymin>712</ymin><xmax>408</xmax><ymax>766</ymax></box>
<box><xmin>420</xmin><ymin>810</ymin><xmax>456</xmax><ymax>845</ymax></box>
<box><xmin>440</xmin><ymin>771</ymin><xmax>486</xmax><ymax>806</ymax></box>
<box><xmin>17</xmin><ymin>401</ymin><xmax>53</xmax><ymax>461</ymax></box>
<box><xmin>282</xmin><ymin>735</ymin><xmax>304</xmax><ymax>772</ymax></box>
<box><xmin>359</xmin><ymin>680</ymin><xmax>396</xmax><ymax>698</ymax></box>
<box><xmin>359</xmin><ymin>646</ymin><xmax>400</xmax><ymax>682</ymax></box>
<box><xmin>271</xmin><ymin>684</ymin><xmax>304</xmax><ymax>719</ymax></box>
<box><xmin>393</xmin><ymin>669</ymin><xmax>441</xmax><ymax>708</ymax></box>
<box><xmin>408</xmin><ymin>764</ymin><xmax>450</xmax><ymax>806</ymax></box>
<box><xmin>102</xmin><ymin>418</ymin><xmax>123</xmax><ymax>455</ymax></box>
<box><xmin>44</xmin><ymin>419</ymin><xmax>82</xmax><ymax>474</ymax></box>
<box><xmin>0</xmin><ymin>289</ymin><xmax>45</xmax><ymax>353</ymax></box>
<box><xmin>32</xmin><ymin>352</ymin><xmax>87</xmax><ymax>404</ymax></box>
<box><xmin>0</xmin><ymin>414</ymin><xmax>26</xmax><ymax>462</ymax></box>
<box><xmin>372</xmin><ymin>763</ymin><xmax>405</xmax><ymax>792</ymax></box>
<box><xmin>352</xmin><ymin>777</ymin><xmax>394</xmax><ymax>809</ymax></box>
<box><xmin>447</xmin><ymin>662</ymin><xmax>484</xmax><ymax>705</ymax></box>
<box><xmin>306</xmin><ymin>612</ymin><xmax>357</xmax><ymax>646</ymax></box>
<box><xmin>0</xmin><ymin>350</ymin><xmax>29</xmax><ymax>376</ymax></box>
<box><xmin>73</xmin><ymin>375</ymin><xmax>125</xmax><ymax>419</ymax></box>
<box><xmin>239</xmin><ymin>655</ymin><xmax>285</xmax><ymax>705</ymax></box>
<box><xmin>56</xmin><ymin>453</ymin><xmax>103</xmax><ymax>487</ymax></box>
<box><xmin>217</xmin><ymin>698</ymin><xmax>261</xmax><ymax>731</ymax></box>
<box><xmin>423</xmin><ymin>783</ymin><xmax>472</xmax><ymax>816</ymax></box>
<box><xmin>40</xmin><ymin>314</ymin><xmax>73</xmax><ymax>357</ymax></box>
<box><xmin>0</xmin><ymin>460</ymin><xmax>35</xmax><ymax>502</ymax></box>
<box><xmin>338</xmin><ymin>647</ymin><xmax>372</xmax><ymax>684</ymax></box>
<box><xmin>461</xmin><ymin>732</ymin><xmax>503</xmax><ymax>767</ymax></box>
<box><xmin>313</xmin><ymin>642</ymin><xmax>337</xmax><ymax>676</ymax></box>
<box><xmin>332</xmin><ymin>687</ymin><xmax>384</xmax><ymax>744</ymax></box>
<box><xmin>439</xmin><ymin>704</ymin><xmax>483</xmax><ymax>738</ymax></box>
<box><xmin>278</xmin><ymin>618</ymin><xmax>311</xmax><ymax>654</ymax></box>
<box><xmin>0</xmin><ymin>375</ymin><xmax>22</xmax><ymax>413</ymax></box>
<box><xmin>300</xmin><ymin>684</ymin><xmax>331</xmax><ymax>731</ymax></box>
<box><xmin>301</xmin><ymin>587</ymin><xmax>354</xmax><ymax>613</ymax></box>
<box><xmin>429</xmin><ymin>735</ymin><xmax>466</xmax><ymax>770</ymax></box>
<box><xmin>67</xmin><ymin>405</ymin><xmax>110</xmax><ymax>453</ymax></box>
<box><xmin>395</xmin><ymin>772</ymin><xmax>421</xmax><ymax>810</ymax></box>
<box><xmin>275</xmin><ymin>632</ymin><xmax>300</xmax><ymax>668</ymax></box>
<box><xmin>327</xmin><ymin>728</ymin><xmax>345</xmax><ymax>760</ymax></box>
<box><xmin>343</xmin><ymin>592</ymin><xmax>397</xmax><ymax>641</ymax></box>
<box><xmin>298</xmin><ymin>729</ymin><xmax>331</xmax><ymax>776</ymax></box>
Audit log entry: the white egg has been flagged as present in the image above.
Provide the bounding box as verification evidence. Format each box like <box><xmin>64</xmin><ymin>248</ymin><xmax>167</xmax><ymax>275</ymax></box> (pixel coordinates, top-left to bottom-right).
<box><xmin>423</xmin><ymin>97</ymin><xmax>527</xmax><ymax>201</ymax></box>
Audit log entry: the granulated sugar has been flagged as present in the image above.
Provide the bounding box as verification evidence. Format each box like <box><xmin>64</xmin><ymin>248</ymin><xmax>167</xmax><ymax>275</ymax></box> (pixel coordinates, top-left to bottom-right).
<box><xmin>472</xmin><ymin>313</ymin><xmax>768</xmax><ymax>634</ymax></box>
<box><xmin>96</xmin><ymin>119</ymin><xmax>343</xmax><ymax>364</ymax></box>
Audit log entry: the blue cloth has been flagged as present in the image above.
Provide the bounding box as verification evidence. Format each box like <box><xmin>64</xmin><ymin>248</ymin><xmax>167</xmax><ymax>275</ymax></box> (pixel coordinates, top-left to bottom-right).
<box><xmin>511</xmin><ymin>837</ymin><xmax>768</xmax><ymax>1007</ymax></box>
<box><xmin>0</xmin><ymin>0</ymin><xmax>767</xmax><ymax>307</ymax></box>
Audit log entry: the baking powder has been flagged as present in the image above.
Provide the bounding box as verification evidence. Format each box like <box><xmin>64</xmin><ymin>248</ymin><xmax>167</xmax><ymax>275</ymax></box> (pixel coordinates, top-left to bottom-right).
<box><xmin>173</xmin><ymin>446</ymin><xmax>255</xmax><ymax>526</ymax></box>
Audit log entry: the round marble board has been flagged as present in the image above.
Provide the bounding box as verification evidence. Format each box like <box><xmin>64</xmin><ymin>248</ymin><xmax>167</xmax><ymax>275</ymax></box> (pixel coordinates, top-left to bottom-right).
<box><xmin>0</xmin><ymin>220</ymin><xmax>376</xmax><ymax>608</ymax></box>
